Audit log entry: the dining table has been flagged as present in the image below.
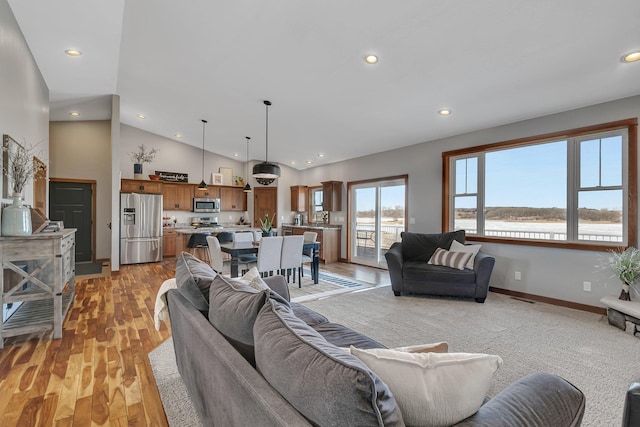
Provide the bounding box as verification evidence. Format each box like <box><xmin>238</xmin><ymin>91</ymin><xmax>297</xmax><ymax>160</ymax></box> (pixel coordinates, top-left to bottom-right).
<box><xmin>220</xmin><ymin>241</ymin><xmax>321</xmax><ymax>284</ymax></box>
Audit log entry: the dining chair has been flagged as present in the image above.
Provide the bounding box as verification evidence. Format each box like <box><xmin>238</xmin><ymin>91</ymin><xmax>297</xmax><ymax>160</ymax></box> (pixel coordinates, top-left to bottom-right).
<box><xmin>252</xmin><ymin>230</ymin><xmax>262</xmax><ymax>243</ymax></box>
<box><xmin>256</xmin><ymin>236</ymin><xmax>283</xmax><ymax>277</ymax></box>
<box><xmin>280</xmin><ymin>235</ymin><xmax>304</xmax><ymax>287</ymax></box>
<box><xmin>300</xmin><ymin>231</ymin><xmax>318</xmax><ymax>278</ymax></box>
<box><xmin>232</xmin><ymin>231</ymin><xmax>258</xmax><ymax>273</ymax></box>
<box><xmin>206</xmin><ymin>235</ymin><xmax>231</xmax><ymax>275</ymax></box>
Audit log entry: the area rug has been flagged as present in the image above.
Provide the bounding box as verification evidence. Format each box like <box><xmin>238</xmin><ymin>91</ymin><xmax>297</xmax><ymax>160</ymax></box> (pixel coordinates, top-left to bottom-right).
<box><xmin>75</xmin><ymin>261</ymin><xmax>110</xmax><ymax>278</ymax></box>
<box><xmin>148</xmin><ymin>339</ymin><xmax>201</xmax><ymax>427</ymax></box>
<box><xmin>288</xmin><ymin>270</ymin><xmax>375</xmax><ymax>303</ymax></box>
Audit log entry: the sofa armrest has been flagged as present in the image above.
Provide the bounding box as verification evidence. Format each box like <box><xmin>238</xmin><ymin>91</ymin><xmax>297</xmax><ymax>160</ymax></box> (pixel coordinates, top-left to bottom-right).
<box><xmin>263</xmin><ymin>275</ymin><xmax>290</xmax><ymax>302</ymax></box>
<box><xmin>384</xmin><ymin>242</ymin><xmax>403</xmax><ymax>293</ymax></box>
<box><xmin>457</xmin><ymin>372</ymin><xmax>585</xmax><ymax>426</ymax></box>
<box><xmin>623</xmin><ymin>381</ymin><xmax>640</xmax><ymax>427</ymax></box>
<box><xmin>473</xmin><ymin>250</ymin><xmax>495</xmax><ymax>298</ymax></box>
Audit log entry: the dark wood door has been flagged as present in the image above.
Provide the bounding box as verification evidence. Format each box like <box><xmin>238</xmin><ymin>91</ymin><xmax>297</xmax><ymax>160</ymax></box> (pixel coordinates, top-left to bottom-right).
<box><xmin>254</xmin><ymin>187</ymin><xmax>278</xmax><ymax>229</ymax></box>
<box><xmin>49</xmin><ymin>181</ymin><xmax>93</xmax><ymax>262</ymax></box>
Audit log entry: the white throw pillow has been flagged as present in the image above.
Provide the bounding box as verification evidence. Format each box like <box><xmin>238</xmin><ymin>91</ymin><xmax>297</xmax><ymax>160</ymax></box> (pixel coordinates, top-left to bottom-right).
<box><xmin>427</xmin><ymin>247</ymin><xmax>473</xmax><ymax>270</ymax></box>
<box><xmin>449</xmin><ymin>240</ymin><xmax>482</xmax><ymax>270</ymax></box>
<box><xmin>340</xmin><ymin>342</ymin><xmax>448</xmax><ymax>354</ymax></box>
<box><xmin>350</xmin><ymin>347</ymin><xmax>502</xmax><ymax>427</ymax></box>
<box><xmin>235</xmin><ymin>267</ymin><xmax>269</xmax><ymax>291</ymax></box>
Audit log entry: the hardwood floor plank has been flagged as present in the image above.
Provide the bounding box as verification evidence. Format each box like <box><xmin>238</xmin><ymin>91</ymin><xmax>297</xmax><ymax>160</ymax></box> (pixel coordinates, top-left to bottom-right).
<box><xmin>0</xmin><ymin>258</ymin><xmax>382</xmax><ymax>426</ymax></box>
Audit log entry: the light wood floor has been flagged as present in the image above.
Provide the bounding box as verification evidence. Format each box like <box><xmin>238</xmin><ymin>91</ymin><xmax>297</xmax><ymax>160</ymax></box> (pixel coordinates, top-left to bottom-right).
<box><xmin>0</xmin><ymin>258</ymin><xmax>386</xmax><ymax>426</ymax></box>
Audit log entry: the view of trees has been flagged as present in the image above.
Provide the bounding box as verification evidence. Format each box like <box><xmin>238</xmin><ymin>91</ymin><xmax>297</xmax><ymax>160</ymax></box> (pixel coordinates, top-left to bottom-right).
<box><xmin>455</xmin><ymin>207</ymin><xmax>621</xmax><ymax>223</ymax></box>
<box><xmin>358</xmin><ymin>206</ymin><xmax>405</xmax><ymax>219</ymax></box>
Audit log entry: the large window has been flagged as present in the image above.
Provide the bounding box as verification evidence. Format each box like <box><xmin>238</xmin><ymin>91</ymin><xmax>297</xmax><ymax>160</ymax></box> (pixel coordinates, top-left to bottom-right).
<box><xmin>443</xmin><ymin>119</ymin><xmax>637</xmax><ymax>250</ymax></box>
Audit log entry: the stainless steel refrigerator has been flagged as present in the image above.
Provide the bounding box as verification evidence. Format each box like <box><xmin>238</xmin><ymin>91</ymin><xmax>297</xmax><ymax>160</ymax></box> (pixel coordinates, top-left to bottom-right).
<box><xmin>120</xmin><ymin>193</ymin><xmax>163</xmax><ymax>264</ymax></box>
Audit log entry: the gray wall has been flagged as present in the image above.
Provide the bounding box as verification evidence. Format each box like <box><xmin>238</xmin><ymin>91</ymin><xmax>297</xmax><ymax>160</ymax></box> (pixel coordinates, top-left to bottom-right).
<box><xmin>299</xmin><ymin>94</ymin><xmax>640</xmax><ymax>308</ymax></box>
<box><xmin>0</xmin><ymin>0</ymin><xmax>49</xmax><ymax>207</ymax></box>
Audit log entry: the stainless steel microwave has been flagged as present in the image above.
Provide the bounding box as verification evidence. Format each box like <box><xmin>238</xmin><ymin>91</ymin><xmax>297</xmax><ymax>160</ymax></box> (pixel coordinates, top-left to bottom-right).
<box><xmin>193</xmin><ymin>197</ymin><xmax>220</xmax><ymax>213</ymax></box>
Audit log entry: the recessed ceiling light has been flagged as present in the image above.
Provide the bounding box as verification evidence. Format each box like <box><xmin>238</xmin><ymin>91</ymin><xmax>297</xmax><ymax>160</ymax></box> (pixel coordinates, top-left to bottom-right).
<box><xmin>290</xmin><ymin>161</ymin><xmax>296</xmax><ymax>165</ymax></box>
<box><xmin>438</xmin><ymin>109</ymin><xmax>452</xmax><ymax>116</ymax></box>
<box><xmin>233</xmin><ymin>153</ymin><xmax>239</xmax><ymax>157</ymax></box>
<box><xmin>69</xmin><ymin>112</ymin><xmax>80</xmax><ymax>117</ymax></box>
<box><xmin>65</xmin><ymin>49</ymin><xmax>82</xmax><ymax>57</ymax></box>
<box><xmin>365</xmin><ymin>55</ymin><xmax>378</xmax><ymax>64</ymax></box>
<box><xmin>317</xmin><ymin>153</ymin><xmax>325</xmax><ymax>158</ymax></box>
<box><xmin>175</xmin><ymin>133</ymin><xmax>182</xmax><ymax>138</ymax></box>
<box><xmin>622</xmin><ymin>51</ymin><xmax>640</xmax><ymax>63</ymax></box>
<box><xmin>306</xmin><ymin>160</ymin><xmax>313</xmax><ymax>165</ymax></box>
<box><xmin>137</xmin><ymin>114</ymin><xmax>145</xmax><ymax>119</ymax></box>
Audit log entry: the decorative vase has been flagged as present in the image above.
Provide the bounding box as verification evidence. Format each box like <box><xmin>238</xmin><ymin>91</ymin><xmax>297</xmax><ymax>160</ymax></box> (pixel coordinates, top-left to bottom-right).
<box><xmin>262</xmin><ymin>231</ymin><xmax>275</xmax><ymax>237</ymax></box>
<box><xmin>619</xmin><ymin>283</ymin><xmax>631</xmax><ymax>301</ymax></box>
<box><xmin>134</xmin><ymin>163</ymin><xmax>144</xmax><ymax>179</ymax></box>
<box><xmin>1</xmin><ymin>193</ymin><xmax>32</xmax><ymax>236</ymax></box>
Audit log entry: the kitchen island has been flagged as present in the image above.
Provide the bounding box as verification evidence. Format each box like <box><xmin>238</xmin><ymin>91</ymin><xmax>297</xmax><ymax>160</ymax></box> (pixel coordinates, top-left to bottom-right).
<box><xmin>163</xmin><ymin>226</ymin><xmax>260</xmax><ymax>258</ymax></box>
<box><xmin>280</xmin><ymin>224</ymin><xmax>341</xmax><ymax>263</ymax></box>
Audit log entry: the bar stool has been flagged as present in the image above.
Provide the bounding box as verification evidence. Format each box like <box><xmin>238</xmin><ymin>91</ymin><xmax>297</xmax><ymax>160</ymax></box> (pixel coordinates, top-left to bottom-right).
<box><xmin>187</xmin><ymin>232</ymin><xmax>211</xmax><ymax>263</ymax></box>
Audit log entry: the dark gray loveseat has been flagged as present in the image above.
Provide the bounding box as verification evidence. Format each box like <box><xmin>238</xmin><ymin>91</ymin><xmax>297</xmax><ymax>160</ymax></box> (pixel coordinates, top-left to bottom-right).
<box><xmin>166</xmin><ymin>252</ymin><xmax>585</xmax><ymax>426</ymax></box>
<box><xmin>385</xmin><ymin>230</ymin><xmax>495</xmax><ymax>303</ymax></box>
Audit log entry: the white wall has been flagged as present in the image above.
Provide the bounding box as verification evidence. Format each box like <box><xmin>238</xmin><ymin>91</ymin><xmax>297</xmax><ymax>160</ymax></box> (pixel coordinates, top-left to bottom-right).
<box><xmin>0</xmin><ymin>0</ymin><xmax>49</xmax><ymax>207</ymax></box>
<box><xmin>298</xmin><ymin>94</ymin><xmax>640</xmax><ymax>308</ymax></box>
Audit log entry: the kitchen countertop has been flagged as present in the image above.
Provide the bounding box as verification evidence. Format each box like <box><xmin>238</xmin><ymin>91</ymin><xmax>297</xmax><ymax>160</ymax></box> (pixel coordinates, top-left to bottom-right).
<box><xmin>280</xmin><ymin>223</ymin><xmax>342</xmax><ymax>230</ymax></box>
<box><xmin>170</xmin><ymin>226</ymin><xmax>259</xmax><ymax>234</ymax></box>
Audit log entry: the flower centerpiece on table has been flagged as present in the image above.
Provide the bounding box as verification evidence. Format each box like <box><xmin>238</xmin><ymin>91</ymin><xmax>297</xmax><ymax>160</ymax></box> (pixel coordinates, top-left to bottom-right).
<box><xmin>129</xmin><ymin>144</ymin><xmax>158</xmax><ymax>177</ymax></box>
<box><xmin>259</xmin><ymin>213</ymin><xmax>275</xmax><ymax>236</ymax></box>
<box><xmin>606</xmin><ymin>247</ymin><xmax>640</xmax><ymax>301</ymax></box>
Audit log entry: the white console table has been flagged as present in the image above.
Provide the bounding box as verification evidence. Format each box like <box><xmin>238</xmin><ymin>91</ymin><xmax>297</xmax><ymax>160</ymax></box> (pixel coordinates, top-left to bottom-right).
<box><xmin>0</xmin><ymin>229</ymin><xmax>76</xmax><ymax>348</ymax></box>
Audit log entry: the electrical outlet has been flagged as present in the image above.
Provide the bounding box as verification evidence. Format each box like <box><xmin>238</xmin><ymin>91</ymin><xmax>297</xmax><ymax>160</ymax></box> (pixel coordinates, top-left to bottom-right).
<box><xmin>409</xmin><ymin>218</ymin><xmax>416</xmax><ymax>225</ymax></box>
<box><xmin>514</xmin><ymin>271</ymin><xmax>522</xmax><ymax>281</ymax></box>
<box><xmin>583</xmin><ymin>281</ymin><xmax>591</xmax><ymax>292</ymax></box>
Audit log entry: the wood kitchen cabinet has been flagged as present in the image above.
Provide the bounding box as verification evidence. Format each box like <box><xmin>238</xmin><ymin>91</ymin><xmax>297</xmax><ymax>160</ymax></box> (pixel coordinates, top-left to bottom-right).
<box><xmin>162</xmin><ymin>183</ymin><xmax>194</xmax><ymax>211</ymax></box>
<box><xmin>199</xmin><ymin>186</ymin><xmax>220</xmax><ymax>198</ymax></box>
<box><xmin>176</xmin><ymin>233</ymin><xmax>189</xmax><ymax>255</ymax></box>
<box><xmin>290</xmin><ymin>186</ymin><xmax>308</xmax><ymax>212</ymax></box>
<box><xmin>292</xmin><ymin>227</ymin><xmax>341</xmax><ymax>263</ymax></box>
<box><xmin>121</xmin><ymin>179</ymin><xmax>162</xmax><ymax>194</ymax></box>
<box><xmin>221</xmin><ymin>187</ymin><xmax>247</xmax><ymax>211</ymax></box>
<box><xmin>321</xmin><ymin>181</ymin><xmax>342</xmax><ymax>211</ymax></box>
<box><xmin>163</xmin><ymin>229</ymin><xmax>177</xmax><ymax>257</ymax></box>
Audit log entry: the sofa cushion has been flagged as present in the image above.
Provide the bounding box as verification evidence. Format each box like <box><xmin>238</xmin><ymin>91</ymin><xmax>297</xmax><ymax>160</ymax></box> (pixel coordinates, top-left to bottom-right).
<box><xmin>450</xmin><ymin>240</ymin><xmax>482</xmax><ymax>269</ymax></box>
<box><xmin>401</xmin><ymin>230</ymin><xmax>465</xmax><ymax>262</ymax></box>
<box><xmin>312</xmin><ymin>322</ymin><xmax>386</xmax><ymax>349</ymax></box>
<box><xmin>351</xmin><ymin>348</ymin><xmax>502</xmax><ymax>427</ymax></box>
<box><xmin>234</xmin><ymin>267</ymin><xmax>270</xmax><ymax>291</ymax></box>
<box><xmin>403</xmin><ymin>261</ymin><xmax>476</xmax><ymax>284</ymax></box>
<box><xmin>208</xmin><ymin>275</ymin><xmax>269</xmax><ymax>363</ymax></box>
<box><xmin>175</xmin><ymin>252</ymin><xmax>217</xmax><ymax>313</ymax></box>
<box><xmin>428</xmin><ymin>247</ymin><xmax>474</xmax><ymax>270</ymax></box>
<box><xmin>253</xmin><ymin>299</ymin><xmax>405</xmax><ymax>427</ymax></box>
<box><xmin>290</xmin><ymin>302</ymin><xmax>329</xmax><ymax>326</ymax></box>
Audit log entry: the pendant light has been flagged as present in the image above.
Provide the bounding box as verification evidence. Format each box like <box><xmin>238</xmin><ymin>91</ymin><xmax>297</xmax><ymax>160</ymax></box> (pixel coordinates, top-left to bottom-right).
<box><xmin>253</xmin><ymin>100</ymin><xmax>280</xmax><ymax>185</ymax></box>
<box><xmin>243</xmin><ymin>136</ymin><xmax>252</xmax><ymax>193</ymax></box>
<box><xmin>197</xmin><ymin>119</ymin><xmax>208</xmax><ymax>191</ymax></box>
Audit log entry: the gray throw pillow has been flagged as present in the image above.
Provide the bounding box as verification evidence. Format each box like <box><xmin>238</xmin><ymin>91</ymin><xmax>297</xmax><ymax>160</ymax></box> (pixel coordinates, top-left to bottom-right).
<box><xmin>253</xmin><ymin>299</ymin><xmax>404</xmax><ymax>427</ymax></box>
<box><xmin>208</xmin><ymin>275</ymin><xmax>269</xmax><ymax>347</ymax></box>
<box><xmin>401</xmin><ymin>230</ymin><xmax>465</xmax><ymax>262</ymax></box>
<box><xmin>175</xmin><ymin>251</ymin><xmax>217</xmax><ymax>313</ymax></box>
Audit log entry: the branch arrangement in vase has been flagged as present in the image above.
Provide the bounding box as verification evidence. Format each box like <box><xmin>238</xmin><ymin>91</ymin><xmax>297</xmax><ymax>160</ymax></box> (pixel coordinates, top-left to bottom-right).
<box><xmin>2</xmin><ymin>139</ymin><xmax>45</xmax><ymax>195</ymax></box>
<box><xmin>130</xmin><ymin>144</ymin><xmax>158</xmax><ymax>164</ymax></box>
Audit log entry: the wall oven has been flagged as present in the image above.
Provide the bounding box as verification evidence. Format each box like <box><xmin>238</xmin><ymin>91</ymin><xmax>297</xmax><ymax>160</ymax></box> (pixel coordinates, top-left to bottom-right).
<box><xmin>193</xmin><ymin>197</ymin><xmax>221</xmax><ymax>213</ymax></box>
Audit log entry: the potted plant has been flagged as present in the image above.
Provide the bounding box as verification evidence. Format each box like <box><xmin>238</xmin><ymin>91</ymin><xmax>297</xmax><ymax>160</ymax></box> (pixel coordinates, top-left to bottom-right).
<box><xmin>130</xmin><ymin>144</ymin><xmax>158</xmax><ymax>179</ymax></box>
<box><xmin>1</xmin><ymin>139</ymin><xmax>44</xmax><ymax>236</ymax></box>
<box><xmin>259</xmin><ymin>213</ymin><xmax>275</xmax><ymax>237</ymax></box>
<box><xmin>607</xmin><ymin>247</ymin><xmax>640</xmax><ymax>301</ymax></box>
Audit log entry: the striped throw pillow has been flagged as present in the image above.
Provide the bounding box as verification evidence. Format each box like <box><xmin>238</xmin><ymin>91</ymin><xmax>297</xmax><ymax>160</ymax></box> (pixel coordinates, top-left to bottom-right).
<box><xmin>428</xmin><ymin>248</ymin><xmax>473</xmax><ymax>270</ymax></box>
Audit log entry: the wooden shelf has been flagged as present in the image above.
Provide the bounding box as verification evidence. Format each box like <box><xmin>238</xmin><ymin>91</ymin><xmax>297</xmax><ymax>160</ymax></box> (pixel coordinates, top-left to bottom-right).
<box><xmin>2</xmin><ymin>292</ymin><xmax>73</xmax><ymax>337</ymax></box>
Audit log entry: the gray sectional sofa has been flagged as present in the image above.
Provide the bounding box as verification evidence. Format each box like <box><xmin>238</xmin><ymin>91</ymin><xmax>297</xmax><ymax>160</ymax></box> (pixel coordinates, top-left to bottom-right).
<box><xmin>167</xmin><ymin>252</ymin><xmax>585</xmax><ymax>426</ymax></box>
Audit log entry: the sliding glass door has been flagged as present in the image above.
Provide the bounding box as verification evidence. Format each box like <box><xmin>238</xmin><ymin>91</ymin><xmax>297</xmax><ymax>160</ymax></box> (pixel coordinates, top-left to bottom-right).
<box><xmin>350</xmin><ymin>177</ymin><xmax>406</xmax><ymax>268</ymax></box>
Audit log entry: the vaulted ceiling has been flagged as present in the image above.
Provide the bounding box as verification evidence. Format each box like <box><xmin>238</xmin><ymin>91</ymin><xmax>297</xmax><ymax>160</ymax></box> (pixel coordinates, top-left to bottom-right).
<box><xmin>8</xmin><ymin>0</ymin><xmax>640</xmax><ymax>169</ymax></box>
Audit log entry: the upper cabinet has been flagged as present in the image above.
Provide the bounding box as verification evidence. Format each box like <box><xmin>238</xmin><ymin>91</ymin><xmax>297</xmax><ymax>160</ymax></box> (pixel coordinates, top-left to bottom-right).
<box><xmin>200</xmin><ymin>186</ymin><xmax>221</xmax><ymax>199</ymax></box>
<box><xmin>321</xmin><ymin>181</ymin><xmax>342</xmax><ymax>211</ymax></box>
<box><xmin>121</xmin><ymin>179</ymin><xmax>162</xmax><ymax>194</ymax></box>
<box><xmin>290</xmin><ymin>186</ymin><xmax>308</xmax><ymax>212</ymax></box>
<box><xmin>221</xmin><ymin>187</ymin><xmax>247</xmax><ymax>211</ymax></box>
<box><xmin>162</xmin><ymin>183</ymin><xmax>194</xmax><ymax>211</ymax></box>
